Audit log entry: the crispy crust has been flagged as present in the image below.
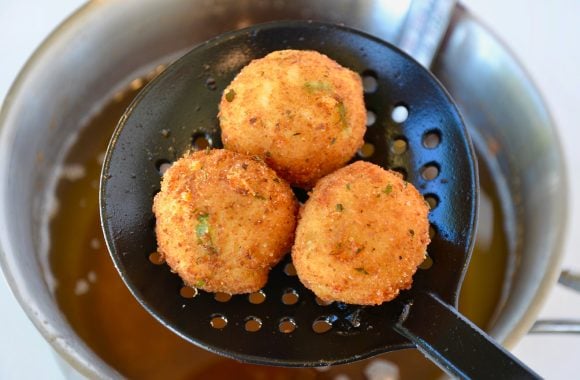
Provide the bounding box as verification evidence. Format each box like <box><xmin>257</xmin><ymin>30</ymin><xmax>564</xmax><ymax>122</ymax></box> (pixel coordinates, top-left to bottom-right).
<box><xmin>153</xmin><ymin>149</ymin><xmax>298</xmax><ymax>294</ymax></box>
<box><xmin>219</xmin><ymin>50</ymin><xmax>366</xmax><ymax>188</ymax></box>
<box><xmin>292</xmin><ymin>161</ymin><xmax>430</xmax><ymax>305</ymax></box>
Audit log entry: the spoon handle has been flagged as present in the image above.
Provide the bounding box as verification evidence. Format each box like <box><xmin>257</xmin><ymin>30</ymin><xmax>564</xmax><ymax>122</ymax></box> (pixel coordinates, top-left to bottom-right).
<box><xmin>394</xmin><ymin>291</ymin><xmax>541</xmax><ymax>379</ymax></box>
<box><xmin>397</xmin><ymin>0</ymin><xmax>457</xmax><ymax>68</ymax></box>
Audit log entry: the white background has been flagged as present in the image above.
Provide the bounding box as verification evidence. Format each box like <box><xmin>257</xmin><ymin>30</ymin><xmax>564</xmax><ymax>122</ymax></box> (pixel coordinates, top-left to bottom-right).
<box><xmin>1</xmin><ymin>0</ymin><xmax>579</xmax><ymax>378</ymax></box>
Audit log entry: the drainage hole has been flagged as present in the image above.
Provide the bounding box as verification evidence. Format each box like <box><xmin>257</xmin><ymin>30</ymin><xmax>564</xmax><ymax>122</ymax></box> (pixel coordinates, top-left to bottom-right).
<box><xmin>429</xmin><ymin>224</ymin><xmax>437</xmax><ymax>239</ymax></box>
<box><xmin>284</xmin><ymin>262</ymin><xmax>297</xmax><ymax>276</ymax></box>
<box><xmin>192</xmin><ymin>133</ymin><xmax>213</xmax><ymax>150</ymax></box>
<box><xmin>391</xmin><ymin>137</ymin><xmax>408</xmax><ymax>155</ymax></box>
<box><xmin>358</xmin><ymin>142</ymin><xmax>375</xmax><ymax>158</ymax></box>
<box><xmin>423</xmin><ymin>130</ymin><xmax>441</xmax><ymax>149</ymax></box>
<box><xmin>315</xmin><ymin>297</ymin><xmax>333</xmax><ymax>306</ymax></box>
<box><xmin>148</xmin><ymin>251</ymin><xmax>164</xmax><ymax>265</ymax></box>
<box><xmin>424</xmin><ymin>194</ymin><xmax>439</xmax><ymax>210</ymax></box>
<box><xmin>312</xmin><ymin>317</ymin><xmax>334</xmax><ymax>333</ymax></box>
<box><xmin>248</xmin><ymin>290</ymin><xmax>266</xmax><ymax>304</ymax></box>
<box><xmin>282</xmin><ymin>289</ymin><xmax>299</xmax><ymax>305</ymax></box>
<box><xmin>244</xmin><ymin>316</ymin><xmax>263</xmax><ymax>332</ymax></box>
<box><xmin>391</xmin><ymin>104</ymin><xmax>409</xmax><ymax>123</ymax></box>
<box><xmin>214</xmin><ymin>292</ymin><xmax>232</xmax><ymax>302</ymax></box>
<box><xmin>279</xmin><ymin>317</ymin><xmax>297</xmax><ymax>333</ymax></box>
<box><xmin>205</xmin><ymin>77</ymin><xmax>217</xmax><ymax>91</ymax></box>
<box><xmin>421</xmin><ymin>163</ymin><xmax>440</xmax><ymax>181</ymax></box>
<box><xmin>210</xmin><ymin>314</ymin><xmax>228</xmax><ymax>329</ymax></box>
<box><xmin>155</xmin><ymin>159</ymin><xmax>172</xmax><ymax>175</ymax></box>
<box><xmin>366</xmin><ymin>110</ymin><xmax>376</xmax><ymax>126</ymax></box>
<box><xmin>362</xmin><ymin>71</ymin><xmax>378</xmax><ymax>93</ymax></box>
<box><xmin>180</xmin><ymin>286</ymin><xmax>197</xmax><ymax>299</ymax></box>
<box><xmin>418</xmin><ymin>255</ymin><xmax>433</xmax><ymax>270</ymax></box>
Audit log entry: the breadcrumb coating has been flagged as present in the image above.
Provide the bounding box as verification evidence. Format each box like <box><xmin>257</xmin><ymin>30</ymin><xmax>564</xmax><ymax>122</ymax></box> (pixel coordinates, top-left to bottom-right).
<box><xmin>219</xmin><ymin>49</ymin><xmax>366</xmax><ymax>188</ymax></box>
<box><xmin>153</xmin><ymin>149</ymin><xmax>298</xmax><ymax>294</ymax></box>
<box><xmin>292</xmin><ymin>161</ymin><xmax>430</xmax><ymax>305</ymax></box>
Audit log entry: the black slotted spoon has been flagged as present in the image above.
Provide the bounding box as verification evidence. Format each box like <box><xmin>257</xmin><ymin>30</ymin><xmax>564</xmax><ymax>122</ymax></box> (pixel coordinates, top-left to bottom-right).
<box><xmin>100</xmin><ymin>21</ymin><xmax>539</xmax><ymax>379</ymax></box>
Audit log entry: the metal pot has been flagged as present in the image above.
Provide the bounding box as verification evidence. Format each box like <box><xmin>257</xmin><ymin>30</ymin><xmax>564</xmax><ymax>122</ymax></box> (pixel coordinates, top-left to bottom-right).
<box><xmin>0</xmin><ymin>0</ymin><xmax>567</xmax><ymax>378</ymax></box>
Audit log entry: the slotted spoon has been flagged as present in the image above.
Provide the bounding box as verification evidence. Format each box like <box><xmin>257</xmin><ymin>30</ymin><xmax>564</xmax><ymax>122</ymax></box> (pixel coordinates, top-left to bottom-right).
<box><xmin>100</xmin><ymin>21</ymin><xmax>539</xmax><ymax>379</ymax></box>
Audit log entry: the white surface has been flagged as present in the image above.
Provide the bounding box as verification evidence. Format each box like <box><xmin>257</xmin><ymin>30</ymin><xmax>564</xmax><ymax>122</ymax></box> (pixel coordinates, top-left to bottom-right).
<box><xmin>0</xmin><ymin>1</ymin><xmax>579</xmax><ymax>379</ymax></box>
<box><xmin>0</xmin><ymin>2</ymin><xmax>85</xmax><ymax>379</ymax></box>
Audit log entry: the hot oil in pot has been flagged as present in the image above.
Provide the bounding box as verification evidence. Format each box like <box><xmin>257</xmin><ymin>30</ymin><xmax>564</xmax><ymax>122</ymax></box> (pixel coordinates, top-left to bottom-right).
<box><xmin>49</xmin><ymin>79</ymin><xmax>507</xmax><ymax>380</ymax></box>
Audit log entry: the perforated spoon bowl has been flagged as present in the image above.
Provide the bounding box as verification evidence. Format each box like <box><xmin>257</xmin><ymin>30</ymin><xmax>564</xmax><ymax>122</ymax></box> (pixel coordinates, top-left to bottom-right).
<box><xmin>100</xmin><ymin>21</ymin><xmax>538</xmax><ymax>379</ymax></box>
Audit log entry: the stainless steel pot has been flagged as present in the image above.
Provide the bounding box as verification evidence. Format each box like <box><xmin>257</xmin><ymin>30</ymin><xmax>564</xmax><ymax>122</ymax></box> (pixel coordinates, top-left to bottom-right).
<box><xmin>0</xmin><ymin>0</ymin><xmax>567</xmax><ymax>378</ymax></box>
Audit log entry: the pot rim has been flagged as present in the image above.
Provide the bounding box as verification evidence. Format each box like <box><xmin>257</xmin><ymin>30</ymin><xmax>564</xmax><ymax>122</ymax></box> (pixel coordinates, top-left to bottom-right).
<box><xmin>0</xmin><ymin>0</ymin><xmax>568</xmax><ymax>377</ymax></box>
<box><xmin>451</xmin><ymin>5</ymin><xmax>569</xmax><ymax>346</ymax></box>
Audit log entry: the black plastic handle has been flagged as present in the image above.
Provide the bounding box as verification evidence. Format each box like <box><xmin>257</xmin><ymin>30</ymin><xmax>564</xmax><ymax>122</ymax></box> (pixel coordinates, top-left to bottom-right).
<box><xmin>394</xmin><ymin>291</ymin><xmax>541</xmax><ymax>379</ymax></box>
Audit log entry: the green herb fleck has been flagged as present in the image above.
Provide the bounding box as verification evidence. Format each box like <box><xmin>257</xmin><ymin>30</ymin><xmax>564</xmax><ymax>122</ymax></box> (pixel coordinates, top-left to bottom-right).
<box><xmin>409</xmin><ymin>229</ymin><xmax>415</xmax><ymax>237</ymax></box>
<box><xmin>330</xmin><ymin>137</ymin><xmax>337</xmax><ymax>145</ymax></box>
<box><xmin>304</xmin><ymin>81</ymin><xmax>331</xmax><ymax>92</ymax></box>
<box><xmin>335</xmin><ymin>203</ymin><xmax>344</xmax><ymax>212</ymax></box>
<box><xmin>354</xmin><ymin>267</ymin><xmax>369</xmax><ymax>275</ymax></box>
<box><xmin>355</xmin><ymin>247</ymin><xmax>363</xmax><ymax>254</ymax></box>
<box><xmin>337</xmin><ymin>101</ymin><xmax>348</xmax><ymax>129</ymax></box>
<box><xmin>225</xmin><ymin>89</ymin><xmax>236</xmax><ymax>102</ymax></box>
<box><xmin>196</xmin><ymin>214</ymin><xmax>210</xmax><ymax>238</ymax></box>
<box><xmin>254</xmin><ymin>194</ymin><xmax>267</xmax><ymax>200</ymax></box>
<box><xmin>346</xmin><ymin>183</ymin><xmax>351</xmax><ymax>191</ymax></box>
<box><xmin>195</xmin><ymin>213</ymin><xmax>217</xmax><ymax>254</ymax></box>
<box><xmin>194</xmin><ymin>280</ymin><xmax>206</xmax><ymax>288</ymax></box>
<box><xmin>383</xmin><ymin>184</ymin><xmax>393</xmax><ymax>195</ymax></box>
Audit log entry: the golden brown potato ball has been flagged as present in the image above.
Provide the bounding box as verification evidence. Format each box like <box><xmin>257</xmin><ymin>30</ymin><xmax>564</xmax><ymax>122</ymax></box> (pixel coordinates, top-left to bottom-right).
<box><xmin>153</xmin><ymin>149</ymin><xmax>298</xmax><ymax>294</ymax></box>
<box><xmin>292</xmin><ymin>161</ymin><xmax>430</xmax><ymax>305</ymax></box>
<box><xmin>219</xmin><ymin>49</ymin><xmax>366</xmax><ymax>188</ymax></box>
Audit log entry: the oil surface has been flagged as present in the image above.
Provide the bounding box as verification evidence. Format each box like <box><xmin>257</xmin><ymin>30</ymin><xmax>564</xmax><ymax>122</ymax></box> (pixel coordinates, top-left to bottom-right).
<box><xmin>49</xmin><ymin>83</ymin><xmax>507</xmax><ymax>379</ymax></box>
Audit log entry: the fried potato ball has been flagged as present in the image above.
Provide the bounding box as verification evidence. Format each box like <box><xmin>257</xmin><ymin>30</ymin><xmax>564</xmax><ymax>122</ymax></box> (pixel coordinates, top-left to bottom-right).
<box><xmin>219</xmin><ymin>50</ymin><xmax>366</xmax><ymax>188</ymax></box>
<box><xmin>153</xmin><ymin>149</ymin><xmax>298</xmax><ymax>294</ymax></box>
<box><xmin>292</xmin><ymin>161</ymin><xmax>430</xmax><ymax>305</ymax></box>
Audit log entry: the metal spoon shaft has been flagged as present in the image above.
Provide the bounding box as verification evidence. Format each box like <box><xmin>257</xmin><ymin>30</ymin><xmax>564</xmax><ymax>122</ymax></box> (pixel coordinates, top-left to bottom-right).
<box><xmin>397</xmin><ymin>0</ymin><xmax>456</xmax><ymax>68</ymax></box>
